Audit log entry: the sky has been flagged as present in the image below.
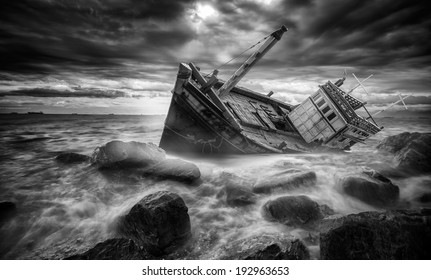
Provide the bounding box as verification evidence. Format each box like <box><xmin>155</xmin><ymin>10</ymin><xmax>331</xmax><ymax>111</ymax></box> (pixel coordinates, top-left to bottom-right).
<box><xmin>0</xmin><ymin>0</ymin><xmax>430</xmax><ymax>115</ymax></box>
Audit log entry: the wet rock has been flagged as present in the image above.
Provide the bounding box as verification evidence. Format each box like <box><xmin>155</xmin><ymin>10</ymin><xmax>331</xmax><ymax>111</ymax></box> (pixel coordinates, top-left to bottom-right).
<box><xmin>253</xmin><ymin>171</ymin><xmax>317</xmax><ymax>194</ymax></box>
<box><xmin>376</xmin><ymin>132</ymin><xmax>431</xmax><ymax>175</ymax></box>
<box><xmin>214</xmin><ymin>234</ymin><xmax>310</xmax><ymax>260</ymax></box>
<box><xmin>417</xmin><ymin>193</ymin><xmax>431</xmax><ymax>203</ymax></box>
<box><xmin>225</xmin><ymin>186</ymin><xmax>256</xmax><ymax>207</ymax></box>
<box><xmin>262</xmin><ymin>195</ymin><xmax>332</xmax><ymax>227</ymax></box>
<box><xmin>340</xmin><ymin>169</ymin><xmax>399</xmax><ymax>207</ymax></box>
<box><xmin>142</xmin><ymin>158</ymin><xmax>201</xmax><ymax>183</ymax></box>
<box><xmin>320</xmin><ymin>209</ymin><xmax>431</xmax><ymax>259</ymax></box>
<box><xmin>0</xmin><ymin>201</ymin><xmax>17</xmax><ymax>223</ymax></box>
<box><xmin>91</xmin><ymin>141</ymin><xmax>200</xmax><ymax>183</ymax></box>
<box><xmin>64</xmin><ymin>238</ymin><xmax>153</xmax><ymax>260</ymax></box>
<box><xmin>217</xmin><ymin>185</ymin><xmax>257</xmax><ymax>207</ymax></box>
<box><xmin>216</xmin><ymin>172</ymin><xmax>256</xmax><ymax>187</ymax></box>
<box><xmin>92</xmin><ymin>141</ymin><xmax>166</xmax><ymax>168</ymax></box>
<box><xmin>55</xmin><ymin>153</ymin><xmax>90</xmax><ymax>164</ymax></box>
<box><xmin>117</xmin><ymin>191</ymin><xmax>191</xmax><ymax>255</ymax></box>
<box><xmin>215</xmin><ymin>172</ymin><xmax>256</xmax><ymax>206</ymax></box>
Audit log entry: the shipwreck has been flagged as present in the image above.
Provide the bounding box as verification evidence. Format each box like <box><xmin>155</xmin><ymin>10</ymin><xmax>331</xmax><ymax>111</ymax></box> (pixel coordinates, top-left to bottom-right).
<box><xmin>159</xmin><ymin>25</ymin><xmax>382</xmax><ymax>154</ymax></box>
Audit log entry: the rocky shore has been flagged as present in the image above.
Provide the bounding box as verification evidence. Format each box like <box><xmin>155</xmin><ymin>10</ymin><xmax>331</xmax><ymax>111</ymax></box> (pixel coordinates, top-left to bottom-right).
<box><xmin>45</xmin><ymin>132</ymin><xmax>431</xmax><ymax>259</ymax></box>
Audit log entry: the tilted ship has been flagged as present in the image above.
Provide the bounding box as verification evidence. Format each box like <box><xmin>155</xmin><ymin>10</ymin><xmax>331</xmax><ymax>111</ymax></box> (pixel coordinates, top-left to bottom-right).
<box><xmin>159</xmin><ymin>25</ymin><xmax>382</xmax><ymax>154</ymax></box>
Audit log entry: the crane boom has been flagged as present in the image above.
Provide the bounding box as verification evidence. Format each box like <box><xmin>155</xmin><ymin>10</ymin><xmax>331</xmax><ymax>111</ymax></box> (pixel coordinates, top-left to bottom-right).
<box><xmin>218</xmin><ymin>25</ymin><xmax>288</xmax><ymax>98</ymax></box>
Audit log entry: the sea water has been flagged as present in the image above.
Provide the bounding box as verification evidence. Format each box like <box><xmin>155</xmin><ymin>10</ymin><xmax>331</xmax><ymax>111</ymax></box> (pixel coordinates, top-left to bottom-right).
<box><xmin>0</xmin><ymin>113</ymin><xmax>430</xmax><ymax>259</ymax></box>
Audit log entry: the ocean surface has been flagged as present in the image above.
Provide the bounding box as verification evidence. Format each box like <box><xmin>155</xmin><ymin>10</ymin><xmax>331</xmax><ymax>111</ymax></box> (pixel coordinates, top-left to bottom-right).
<box><xmin>1</xmin><ymin>113</ymin><xmax>430</xmax><ymax>259</ymax></box>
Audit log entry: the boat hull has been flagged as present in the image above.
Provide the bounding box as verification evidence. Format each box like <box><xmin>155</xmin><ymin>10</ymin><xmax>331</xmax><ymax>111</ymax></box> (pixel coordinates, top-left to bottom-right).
<box><xmin>159</xmin><ymin>83</ymin><xmax>279</xmax><ymax>154</ymax></box>
<box><xmin>158</xmin><ymin>62</ymin><xmax>379</xmax><ymax>155</ymax></box>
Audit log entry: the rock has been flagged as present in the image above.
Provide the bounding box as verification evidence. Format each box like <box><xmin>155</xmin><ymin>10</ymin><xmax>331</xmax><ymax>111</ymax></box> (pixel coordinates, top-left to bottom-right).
<box><xmin>214</xmin><ymin>234</ymin><xmax>309</xmax><ymax>260</ymax></box>
<box><xmin>320</xmin><ymin>209</ymin><xmax>431</xmax><ymax>259</ymax></box>
<box><xmin>0</xmin><ymin>201</ymin><xmax>17</xmax><ymax>223</ymax></box>
<box><xmin>64</xmin><ymin>238</ymin><xmax>153</xmax><ymax>260</ymax></box>
<box><xmin>253</xmin><ymin>171</ymin><xmax>317</xmax><ymax>194</ymax></box>
<box><xmin>417</xmin><ymin>193</ymin><xmax>431</xmax><ymax>203</ymax></box>
<box><xmin>377</xmin><ymin>132</ymin><xmax>419</xmax><ymax>154</ymax></box>
<box><xmin>377</xmin><ymin>132</ymin><xmax>431</xmax><ymax>175</ymax></box>
<box><xmin>262</xmin><ymin>195</ymin><xmax>332</xmax><ymax>227</ymax></box>
<box><xmin>142</xmin><ymin>158</ymin><xmax>200</xmax><ymax>183</ymax></box>
<box><xmin>217</xmin><ymin>185</ymin><xmax>257</xmax><ymax>207</ymax></box>
<box><xmin>91</xmin><ymin>141</ymin><xmax>200</xmax><ymax>183</ymax></box>
<box><xmin>92</xmin><ymin>141</ymin><xmax>166</xmax><ymax>168</ymax></box>
<box><xmin>225</xmin><ymin>186</ymin><xmax>256</xmax><ymax>206</ymax></box>
<box><xmin>216</xmin><ymin>172</ymin><xmax>256</xmax><ymax>187</ymax></box>
<box><xmin>117</xmin><ymin>191</ymin><xmax>191</xmax><ymax>255</ymax></box>
<box><xmin>55</xmin><ymin>153</ymin><xmax>90</xmax><ymax>164</ymax></box>
<box><xmin>340</xmin><ymin>169</ymin><xmax>399</xmax><ymax>207</ymax></box>
<box><xmin>215</xmin><ymin>172</ymin><xmax>256</xmax><ymax>206</ymax></box>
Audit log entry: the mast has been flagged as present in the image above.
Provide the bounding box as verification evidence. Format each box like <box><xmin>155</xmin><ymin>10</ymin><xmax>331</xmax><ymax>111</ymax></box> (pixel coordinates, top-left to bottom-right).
<box><xmin>217</xmin><ymin>25</ymin><xmax>288</xmax><ymax>98</ymax></box>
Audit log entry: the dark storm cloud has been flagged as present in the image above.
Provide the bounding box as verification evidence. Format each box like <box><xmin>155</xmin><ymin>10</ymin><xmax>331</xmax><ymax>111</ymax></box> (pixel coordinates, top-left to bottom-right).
<box><xmin>0</xmin><ymin>0</ymin><xmax>430</xmax><ymax>107</ymax></box>
<box><xmin>203</xmin><ymin>0</ymin><xmax>430</xmax><ymax>70</ymax></box>
<box><xmin>0</xmin><ymin>0</ymin><xmax>196</xmax><ymax>73</ymax></box>
<box><xmin>105</xmin><ymin>0</ymin><xmax>195</xmax><ymax>20</ymax></box>
<box><xmin>0</xmin><ymin>102</ymin><xmax>45</xmax><ymax>108</ymax></box>
<box><xmin>274</xmin><ymin>0</ymin><xmax>431</xmax><ymax>68</ymax></box>
<box><xmin>2</xmin><ymin>0</ymin><xmax>429</xmax><ymax>72</ymax></box>
<box><xmin>2</xmin><ymin>88</ymin><xmax>129</xmax><ymax>99</ymax></box>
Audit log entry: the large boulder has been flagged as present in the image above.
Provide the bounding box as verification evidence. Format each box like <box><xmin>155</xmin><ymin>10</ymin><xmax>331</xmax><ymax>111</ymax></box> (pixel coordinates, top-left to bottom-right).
<box><xmin>320</xmin><ymin>209</ymin><xmax>431</xmax><ymax>259</ymax></box>
<box><xmin>340</xmin><ymin>169</ymin><xmax>399</xmax><ymax>207</ymax></box>
<box><xmin>213</xmin><ymin>234</ymin><xmax>309</xmax><ymax>260</ymax></box>
<box><xmin>253</xmin><ymin>170</ymin><xmax>317</xmax><ymax>194</ymax></box>
<box><xmin>117</xmin><ymin>191</ymin><xmax>191</xmax><ymax>255</ymax></box>
<box><xmin>262</xmin><ymin>195</ymin><xmax>333</xmax><ymax>228</ymax></box>
<box><xmin>215</xmin><ymin>172</ymin><xmax>256</xmax><ymax>206</ymax></box>
<box><xmin>376</xmin><ymin>132</ymin><xmax>431</xmax><ymax>175</ymax></box>
<box><xmin>217</xmin><ymin>185</ymin><xmax>257</xmax><ymax>207</ymax></box>
<box><xmin>142</xmin><ymin>158</ymin><xmax>201</xmax><ymax>183</ymax></box>
<box><xmin>64</xmin><ymin>238</ymin><xmax>153</xmax><ymax>260</ymax></box>
<box><xmin>216</xmin><ymin>172</ymin><xmax>256</xmax><ymax>186</ymax></box>
<box><xmin>417</xmin><ymin>193</ymin><xmax>431</xmax><ymax>203</ymax></box>
<box><xmin>55</xmin><ymin>153</ymin><xmax>90</xmax><ymax>164</ymax></box>
<box><xmin>92</xmin><ymin>141</ymin><xmax>166</xmax><ymax>168</ymax></box>
<box><xmin>92</xmin><ymin>141</ymin><xmax>201</xmax><ymax>183</ymax></box>
<box><xmin>0</xmin><ymin>201</ymin><xmax>17</xmax><ymax>224</ymax></box>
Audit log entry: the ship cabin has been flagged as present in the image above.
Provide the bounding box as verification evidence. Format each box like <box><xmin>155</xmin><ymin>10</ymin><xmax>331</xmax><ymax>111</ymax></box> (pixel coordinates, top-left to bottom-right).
<box><xmin>287</xmin><ymin>79</ymin><xmax>382</xmax><ymax>150</ymax></box>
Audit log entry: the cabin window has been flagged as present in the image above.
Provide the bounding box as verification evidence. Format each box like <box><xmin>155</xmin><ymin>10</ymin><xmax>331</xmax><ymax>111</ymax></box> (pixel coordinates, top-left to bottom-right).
<box><xmin>312</xmin><ymin>93</ymin><xmax>320</xmax><ymax>101</ymax></box>
<box><xmin>322</xmin><ymin>106</ymin><xmax>330</xmax><ymax>114</ymax></box>
<box><xmin>327</xmin><ymin>112</ymin><xmax>336</xmax><ymax>121</ymax></box>
<box><xmin>338</xmin><ymin>137</ymin><xmax>347</xmax><ymax>142</ymax></box>
<box><xmin>317</xmin><ymin>99</ymin><xmax>326</xmax><ymax>107</ymax></box>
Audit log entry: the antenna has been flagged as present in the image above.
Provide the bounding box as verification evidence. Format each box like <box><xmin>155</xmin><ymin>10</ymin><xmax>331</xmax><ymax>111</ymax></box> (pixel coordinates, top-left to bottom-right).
<box><xmin>350</xmin><ymin>73</ymin><xmax>373</xmax><ymax>95</ymax></box>
<box><xmin>347</xmin><ymin>73</ymin><xmax>373</xmax><ymax>94</ymax></box>
<box><xmin>372</xmin><ymin>93</ymin><xmax>412</xmax><ymax>116</ymax></box>
<box><xmin>398</xmin><ymin>92</ymin><xmax>408</xmax><ymax>109</ymax></box>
